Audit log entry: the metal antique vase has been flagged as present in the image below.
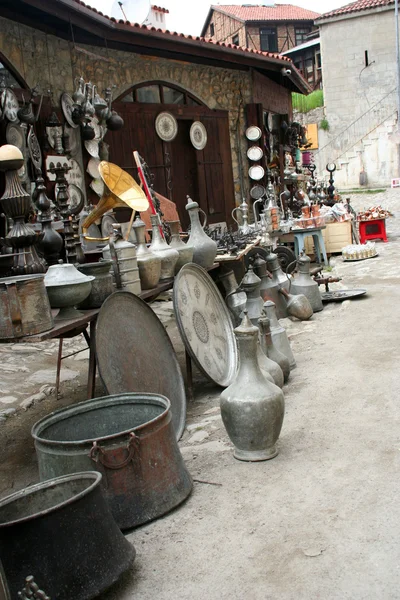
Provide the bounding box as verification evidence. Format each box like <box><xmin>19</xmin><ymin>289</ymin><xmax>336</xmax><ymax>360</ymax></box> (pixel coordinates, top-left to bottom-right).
<box><xmin>262</xmin><ymin>252</ymin><xmax>291</xmax><ymax>319</ymax></box>
<box><xmin>0</xmin><ymin>472</ymin><xmax>135</xmax><ymax>600</ymax></box>
<box><xmin>185</xmin><ymin>196</ymin><xmax>217</xmax><ymax>269</ymax></box>
<box><xmin>220</xmin><ymin>311</ymin><xmax>285</xmax><ymax>462</ymax></box>
<box><xmin>256</xmin><ymin>337</ymin><xmax>284</xmax><ymax>389</ymax></box>
<box><xmin>149</xmin><ymin>215</ymin><xmax>179</xmax><ymax>280</ymax></box>
<box><xmin>32</xmin><ymin>393</ymin><xmax>192</xmax><ymax>530</ymax></box>
<box><xmin>240</xmin><ymin>266</ymin><xmax>264</xmax><ymax>325</ymax></box>
<box><xmin>132</xmin><ymin>216</ymin><xmax>161</xmax><ymax>289</ymax></box>
<box><xmin>258</xmin><ymin>313</ymin><xmax>290</xmax><ymax>383</ymax></box>
<box><xmin>77</xmin><ymin>260</ymin><xmax>113</xmax><ymax>309</ymax></box>
<box><xmin>263</xmin><ymin>300</ymin><xmax>296</xmax><ymax>369</ymax></box>
<box><xmin>217</xmin><ymin>269</ymin><xmax>247</xmax><ymax>326</ymax></box>
<box><xmin>167</xmin><ymin>220</ymin><xmax>193</xmax><ymax>273</ymax></box>
<box><xmin>290</xmin><ymin>253</ymin><xmax>323</xmax><ymax>312</ymax></box>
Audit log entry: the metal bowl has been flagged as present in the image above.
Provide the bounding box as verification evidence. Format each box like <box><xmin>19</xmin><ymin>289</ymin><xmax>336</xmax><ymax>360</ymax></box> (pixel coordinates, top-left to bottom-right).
<box><xmin>45</xmin><ymin>280</ymin><xmax>94</xmax><ymax>319</ymax></box>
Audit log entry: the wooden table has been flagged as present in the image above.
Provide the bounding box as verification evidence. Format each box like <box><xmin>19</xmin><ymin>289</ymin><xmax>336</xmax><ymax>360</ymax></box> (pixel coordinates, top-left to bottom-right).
<box><xmin>0</xmin><ymin>309</ymin><xmax>100</xmax><ymax>399</ymax></box>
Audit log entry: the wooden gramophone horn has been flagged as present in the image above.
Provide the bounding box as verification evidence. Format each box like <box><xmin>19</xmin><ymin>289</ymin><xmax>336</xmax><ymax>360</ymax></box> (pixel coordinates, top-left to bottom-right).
<box><xmin>82</xmin><ymin>161</ymin><xmax>149</xmax><ymax>241</ymax></box>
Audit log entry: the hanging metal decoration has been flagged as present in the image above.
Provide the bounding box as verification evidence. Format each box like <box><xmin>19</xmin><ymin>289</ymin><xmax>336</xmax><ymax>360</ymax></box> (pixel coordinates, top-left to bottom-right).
<box><xmin>27</xmin><ymin>126</ymin><xmax>43</xmax><ymax>171</ymax></box>
<box><xmin>61</xmin><ymin>92</ymin><xmax>79</xmax><ymax>128</ymax></box>
<box><xmin>5</xmin><ymin>123</ymin><xmax>24</xmax><ymax>150</ymax></box>
<box><xmin>155</xmin><ymin>111</ymin><xmax>178</xmax><ymax>142</ymax></box>
<box><xmin>248</xmin><ymin>164</ymin><xmax>265</xmax><ymax>181</ymax></box>
<box><xmin>245</xmin><ymin>125</ymin><xmax>262</xmax><ymax>141</ymax></box>
<box><xmin>247</xmin><ymin>145</ymin><xmax>263</xmax><ymax>161</ymax></box>
<box><xmin>2</xmin><ymin>88</ymin><xmax>19</xmax><ymax>122</ymax></box>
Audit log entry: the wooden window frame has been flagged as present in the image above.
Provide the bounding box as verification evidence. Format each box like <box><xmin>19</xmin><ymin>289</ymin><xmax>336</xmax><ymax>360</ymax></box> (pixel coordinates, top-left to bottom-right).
<box><xmin>117</xmin><ymin>81</ymin><xmax>204</xmax><ymax>106</ymax></box>
<box><xmin>259</xmin><ymin>27</ymin><xmax>278</xmax><ymax>53</ymax></box>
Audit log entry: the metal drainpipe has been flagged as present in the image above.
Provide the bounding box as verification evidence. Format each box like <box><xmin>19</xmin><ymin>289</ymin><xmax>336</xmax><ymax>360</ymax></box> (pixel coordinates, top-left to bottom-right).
<box><xmin>396</xmin><ymin>0</ymin><xmax>400</xmax><ymax>176</ymax></box>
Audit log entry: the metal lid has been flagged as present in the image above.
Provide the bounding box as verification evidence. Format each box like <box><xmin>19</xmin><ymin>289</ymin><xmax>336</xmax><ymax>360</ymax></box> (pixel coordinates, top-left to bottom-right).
<box><xmin>44</xmin><ymin>263</ymin><xmax>95</xmax><ymax>287</ymax></box>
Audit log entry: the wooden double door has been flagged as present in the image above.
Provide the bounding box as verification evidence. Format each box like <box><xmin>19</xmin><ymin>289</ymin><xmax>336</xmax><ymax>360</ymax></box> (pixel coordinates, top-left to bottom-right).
<box><xmin>106</xmin><ymin>103</ymin><xmax>235</xmax><ymax>230</ymax></box>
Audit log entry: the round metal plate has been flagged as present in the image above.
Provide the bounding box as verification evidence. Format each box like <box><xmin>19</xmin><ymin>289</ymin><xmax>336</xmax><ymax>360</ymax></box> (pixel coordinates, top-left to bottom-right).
<box><xmin>155</xmin><ymin>112</ymin><xmax>178</xmax><ymax>142</ymax></box>
<box><xmin>96</xmin><ymin>291</ymin><xmax>186</xmax><ymax>440</ymax></box>
<box><xmin>173</xmin><ymin>264</ymin><xmax>237</xmax><ymax>388</ymax></box>
<box><xmin>250</xmin><ymin>184</ymin><xmax>266</xmax><ymax>200</ymax></box>
<box><xmin>27</xmin><ymin>127</ymin><xmax>42</xmax><ymax>170</ymax></box>
<box><xmin>61</xmin><ymin>93</ymin><xmax>79</xmax><ymax>128</ymax></box>
<box><xmin>245</xmin><ymin>126</ymin><xmax>262</xmax><ymax>141</ymax></box>
<box><xmin>3</xmin><ymin>89</ymin><xmax>19</xmax><ymax>122</ymax></box>
<box><xmin>6</xmin><ymin>123</ymin><xmax>24</xmax><ymax>149</ymax></box>
<box><xmin>249</xmin><ymin>165</ymin><xmax>265</xmax><ymax>181</ymax></box>
<box><xmin>247</xmin><ymin>146</ymin><xmax>263</xmax><ymax>161</ymax></box>
<box><xmin>190</xmin><ymin>121</ymin><xmax>207</xmax><ymax>150</ymax></box>
<box><xmin>321</xmin><ymin>289</ymin><xmax>367</xmax><ymax>302</ymax></box>
<box><xmin>101</xmin><ymin>213</ymin><xmax>118</xmax><ymax>238</ymax></box>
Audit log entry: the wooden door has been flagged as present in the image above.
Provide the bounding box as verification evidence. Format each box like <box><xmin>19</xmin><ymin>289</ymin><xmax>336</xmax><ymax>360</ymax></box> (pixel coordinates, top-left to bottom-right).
<box><xmin>107</xmin><ymin>103</ymin><xmax>235</xmax><ymax>228</ymax></box>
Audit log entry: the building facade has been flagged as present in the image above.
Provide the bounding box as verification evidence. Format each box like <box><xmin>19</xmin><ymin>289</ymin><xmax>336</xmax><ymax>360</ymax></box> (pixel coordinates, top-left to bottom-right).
<box><xmin>314</xmin><ymin>0</ymin><xmax>398</xmax><ymax>188</ymax></box>
<box><xmin>201</xmin><ymin>4</ymin><xmax>320</xmax><ymax>54</ymax></box>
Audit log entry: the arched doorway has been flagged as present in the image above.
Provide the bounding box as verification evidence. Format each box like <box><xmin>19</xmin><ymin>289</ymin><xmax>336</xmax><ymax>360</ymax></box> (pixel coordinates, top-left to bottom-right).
<box><xmin>107</xmin><ymin>81</ymin><xmax>235</xmax><ymax>229</ymax></box>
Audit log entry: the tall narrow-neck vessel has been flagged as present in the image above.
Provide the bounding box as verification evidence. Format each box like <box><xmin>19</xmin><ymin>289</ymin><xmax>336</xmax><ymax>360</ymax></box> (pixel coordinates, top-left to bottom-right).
<box><xmin>220</xmin><ymin>311</ymin><xmax>285</xmax><ymax>461</ymax></box>
<box><xmin>240</xmin><ymin>266</ymin><xmax>264</xmax><ymax>325</ymax></box>
<box><xmin>185</xmin><ymin>196</ymin><xmax>217</xmax><ymax>269</ymax></box>
<box><xmin>258</xmin><ymin>313</ymin><xmax>290</xmax><ymax>383</ymax></box>
<box><xmin>149</xmin><ymin>214</ymin><xmax>179</xmax><ymax>280</ymax></box>
<box><xmin>167</xmin><ymin>220</ymin><xmax>194</xmax><ymax>273</ymax></box>
<box><xmin>263</xmin><ymin>300</ymin><xmax>296</xmax><ymax>369</ymax></box>
<box><xmin>132</xmin><ymin>216</ymin><xmax>162</xmax><ymax>289</ymax></box>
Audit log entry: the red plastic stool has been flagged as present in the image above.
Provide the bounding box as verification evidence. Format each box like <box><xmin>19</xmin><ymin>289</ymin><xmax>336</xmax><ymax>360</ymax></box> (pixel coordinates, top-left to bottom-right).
<box><xmin>358</xmin><ymin>218</ymin><xmax>388</xmax><ymax>244</ymax></box>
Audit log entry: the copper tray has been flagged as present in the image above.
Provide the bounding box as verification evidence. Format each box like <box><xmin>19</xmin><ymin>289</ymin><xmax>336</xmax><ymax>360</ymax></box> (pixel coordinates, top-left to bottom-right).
<box><xmin>173</xmin><ymin>264</ymin><xmax>237</xmax><ymax>388</ymax></box>
<box><xmin>96</xmin><ymin>291</ymin><xmax>186</xmax><ymax>440</ymax></box>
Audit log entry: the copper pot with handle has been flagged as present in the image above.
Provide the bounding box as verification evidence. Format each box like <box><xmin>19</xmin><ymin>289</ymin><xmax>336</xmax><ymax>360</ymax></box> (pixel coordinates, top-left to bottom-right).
<box><xmin>0</xmin><ymin>274</ymin><xmax>53</xmax><ymax>339</ymax></box>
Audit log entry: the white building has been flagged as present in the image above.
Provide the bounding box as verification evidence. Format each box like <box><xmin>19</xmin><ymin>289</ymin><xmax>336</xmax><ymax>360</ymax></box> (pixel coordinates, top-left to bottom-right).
<box><xmin>314</xmin><ymin>0</ymin><xmax>399</xmax><ymax>189</ymax></box>
<box><xmin>111</xmin><ymin>1</ymin><xmax>168</xmax><ymax>28</ymax></box>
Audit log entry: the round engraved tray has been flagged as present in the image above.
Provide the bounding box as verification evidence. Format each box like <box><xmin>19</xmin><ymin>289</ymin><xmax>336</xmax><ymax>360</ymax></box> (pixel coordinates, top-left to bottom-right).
<box><xmin>173</xmin><ymin>264</ymin><xmax>238</xmax><ymax>388</ymax></box>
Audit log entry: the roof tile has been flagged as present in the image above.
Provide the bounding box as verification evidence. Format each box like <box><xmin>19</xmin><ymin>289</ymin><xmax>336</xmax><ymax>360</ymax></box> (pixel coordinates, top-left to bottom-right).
<box><xmin>316</xmin><ymin>0</ymin><xmax>394</xmax><ymax>20</ymax></box>
<box><xmin>213</xmin><ymin>4</ymin><xmax>320</xmax><ymax>22</ymax></box>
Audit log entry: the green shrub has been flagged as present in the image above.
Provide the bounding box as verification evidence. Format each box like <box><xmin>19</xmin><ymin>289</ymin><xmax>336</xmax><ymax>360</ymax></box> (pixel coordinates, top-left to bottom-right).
<box><xmin>319</xmin><ymin>118</ymin><xmax>330</xmax><ymax>131</ymax></box>
<box><xmin>292</xmin><ymin>90</ymin><xmax>324</xmax><ymax>113</ymax></box>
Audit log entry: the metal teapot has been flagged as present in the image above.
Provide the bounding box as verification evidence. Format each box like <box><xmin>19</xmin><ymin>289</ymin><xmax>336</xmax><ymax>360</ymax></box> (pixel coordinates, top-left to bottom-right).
<box><xmin>232</xmin><ymin>199</ymin><xmax>253</xmax><ymax>235</ymax></box>
<box><xmin>290</xmin><ymin>252</ymin><xmax>323</xmax><ymax>312</ymax></box>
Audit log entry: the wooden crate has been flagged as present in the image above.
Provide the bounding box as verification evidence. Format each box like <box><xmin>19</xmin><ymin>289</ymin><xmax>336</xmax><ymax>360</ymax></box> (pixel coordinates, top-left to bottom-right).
<box><xmin>305</xmin><ymin>221</ymin><xmax>352</xmax><ymax>255</ymax></box>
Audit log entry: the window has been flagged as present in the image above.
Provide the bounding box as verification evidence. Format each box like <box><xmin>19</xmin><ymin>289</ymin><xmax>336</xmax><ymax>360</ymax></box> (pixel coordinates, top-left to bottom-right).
<box><xmin>210</xmin><ymin>22</ymin><xmax>215</xmax><ymax>37</ymax></box>
<box><xmin>260</xmin><ymin>28</ymin><xmax>278</xmax><ymax>53</ymax></box>
<box><xmin>232</xmin><ymin>34</ymin><xmax>239</xmax><ymax>46</ymax></box>
<box><xmin>295</xmin><ymin>27</ymin><xmax>311</xmax><ymax>47</ymax></box>
<box><xmin>119</xmin><ymin>82</ymin><xmax>203</xmax><ymax>106</ymax></box>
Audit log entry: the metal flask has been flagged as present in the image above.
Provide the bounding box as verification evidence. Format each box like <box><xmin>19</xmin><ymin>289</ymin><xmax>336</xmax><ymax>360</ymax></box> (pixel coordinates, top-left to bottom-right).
<box><xmin>32</xmin><ymin>393</ymin><xmax>192</xmax><ymax>530</ymax></box>
<box><xmin>102</xmin><ymin>224</ymin><xmax>141</xmax><ymax>294</ymax></box>
<box><xmin>0</xmin><ymin>472</ymin><xmax>135</xmax><ymax>600</ymax></box>
<box><xmin>258</xmin><ymin>313</ymin><xmax>290</xmax><ymax>383</ymax></box>
<box><xmin>149</xmin><ymin>214</ymin><xmax>179</xmax><ymax>280</ymax></box>
<box><xmin>132</xmin><ymin>217</ymin><xmax>162</xmax><ymax>289</ymax></box>
<box><xmin>290</xmin><ymin>253</ymin><xmax>323</xmax><ymax>312</ymax></box>
<box><xmin>256</xmin><ymin>338</ymin><xmax>284</xmax><ymax>389</ymax></box>
<box><xmin>253</xmin><ymin>253</ymin><xmax>273</xmax><ymax>298</ymax></box>
<box><xmin>263</xmin><ymin>300</ymin><xmax>296</xmax><ymax>369</ymax></box>
<box><xmin>217</xmin><ymin>269</ymin><xmax>247</xmax><ymax>326</ymax></box>
<box><xmin>261</xmin><ymin>252</ymin><xmax>291</xmax><ymax>319</ymax></box>
<box><xmin>185</xmin><ymin>196</ymin><xmax>217</xmax><ymax>269</ymax></box>
<box><xmin>167</xmin><ymin>220</ymin><xmax>194</xmax><ymax>273</ymax></box>
<box><xmin>239</xmin><ymin>266</ymin><xmax>264</xmax><ymax>326</ymax></box>
<box><xmin>220</xmin><ymin>312</ymin><xmax>285</xmax><ymax>462</ymax></box>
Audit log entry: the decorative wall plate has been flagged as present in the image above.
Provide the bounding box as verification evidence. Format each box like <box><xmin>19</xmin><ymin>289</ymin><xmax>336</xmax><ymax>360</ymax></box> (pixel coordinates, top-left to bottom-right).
<box><xmin>6</xmin><ymin>123</ymin><xmax>24</xmax><ymax>150</ymax></box>
<box><xmin>173</xmin><ymin>264</ymin><xmax>238</xmax><ymax>388</ymax></box>
<box><xmin>245</xmin><ymin>125</ymin><xmax>262</xmax><ymax>141</ymax></box>
<box><xmin>27</xmin><ymin>126</ymin><xmax>42</xmax><ymax>170</ymax></box>
<box><xmin>87</xmin><ymin>157</ymin><xmax>100</xmax><ymax>179</ymax></box>
<box><xmin>248</xmin><ymin>165</ymin><xmax>265</xmax><ymax>181</ymax></box>
<box><xmin>66</xmin><ymin>158</ymin><xmax>84</xmax><ymax>189</ymax></box>
<box><xmin>250</xmin><ymin>184</ymin><xmax>266</xmax><ymax>200</ymax></box>
<box><xmin>247</xmin><ymin>146</ymin><xmax>263</xmax><ymax>162</ymax></box>
<box><xmin>61</xmin><ymin>93</ymin><xmax>79</xmax><ymax>128</ymax></box>
<box><xmin>64</xmin><ymin>125</ymin><xmax>80</xmax><ymax>156</ymax></box>
<box><xmin>3</xmin><ymin>89</ymin><xmax>19</xmax><ymax>122</ymax></box>
<box><xmin>190</xmin><ymin>121</ymin><xmax>207</xmax><ymax>150</ymax></box>
<box><xmin>155</xmin><ymin>112</ymin><xmax>178</xmax><ymax>142</ymax></box>
<box><xmin>85</xmin><ymin>139</ymin><xmax>100</xmax><ymax>158</ymax></box>
<box><xmin>96</xmin><ymin>291</ymin><xmax>187</xmax><ymax>440</ymax></box>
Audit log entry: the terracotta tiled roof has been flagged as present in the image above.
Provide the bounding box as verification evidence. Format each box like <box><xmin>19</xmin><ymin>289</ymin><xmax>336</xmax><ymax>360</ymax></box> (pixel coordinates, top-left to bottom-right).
<box><xmin>72</xmin><ymin>0</ymin><xmax>293</xmax><ymax>62</ymax></box>
<box><xmin>212</xmin><ymin>4</ymin><xmax>321</xmax><ymax>22</ymax></box>
<box><xmin>316</xmin><ymin>0</ymin><xmax>394</xmax><ymax>21</ymax></box>
<box><xmin>151</xmin><ymin>5</ymin><xmax>169</xmax><ymax>14</ymax></box>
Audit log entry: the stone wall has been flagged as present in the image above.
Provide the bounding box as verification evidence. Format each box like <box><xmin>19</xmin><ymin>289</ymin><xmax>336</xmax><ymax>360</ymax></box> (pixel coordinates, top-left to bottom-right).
<box><xmin>0</xmin><ymin>15</ymin><xmax>255</xmax><ymax>205</ymax></box>
<box><xmin>318</xmin><ymin>7</ymin><xmax>400</xmax><ymax>187</ymax></box>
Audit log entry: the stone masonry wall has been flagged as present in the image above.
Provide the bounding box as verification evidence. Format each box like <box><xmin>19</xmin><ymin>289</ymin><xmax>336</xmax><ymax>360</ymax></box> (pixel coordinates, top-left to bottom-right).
<box><xmin>0</xmin><ymin>16</ymin><xmax>254</xmax><ymax>205</ymax></box>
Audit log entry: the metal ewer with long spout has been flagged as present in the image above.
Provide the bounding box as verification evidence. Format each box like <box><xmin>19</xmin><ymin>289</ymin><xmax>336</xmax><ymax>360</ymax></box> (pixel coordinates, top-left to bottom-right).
<box><xmin>149</xmin><ymin>214</ymin><xmax>178</xmax><ymax>280</ymax></box>
<box><xmin>258</xmin><ymin>312</ymin><xmax>290</xmax><ymax>383</ymax></box>
<box><xmin>220</xmin><ymin>311</ymin><xmax>285</xmax><ymax>462</ymax></box>
<box><xmin>132</xmin><ymin>216</ymin><xmax>162</xmax><ymax>289</ymax></box>
<box><xmin>185</xmin><ymin>196</ymin><xmax>217</xmax><ymax>268</ymax></box>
